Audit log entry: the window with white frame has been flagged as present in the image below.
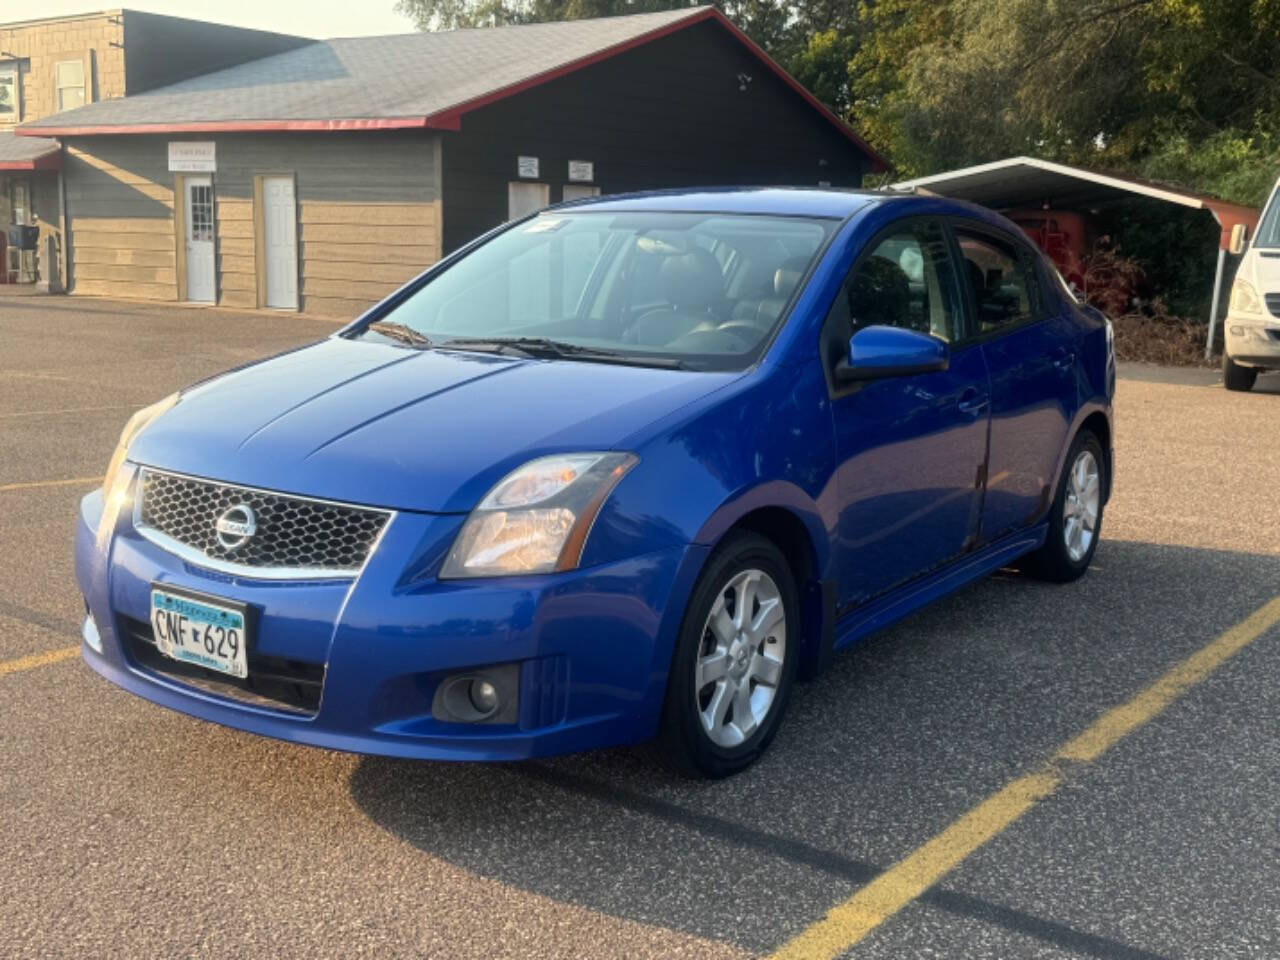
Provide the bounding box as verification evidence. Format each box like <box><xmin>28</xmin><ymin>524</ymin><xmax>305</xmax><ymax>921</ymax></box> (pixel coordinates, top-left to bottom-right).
<box><xmin>56</xmin><ymin>60</ymin><xmax>86</xmax><ymax>112</ymax></box>
<box><xmin>0</xmin><ymin>65</ymin><xmax>18</xmax><ymax>121</ymax></box>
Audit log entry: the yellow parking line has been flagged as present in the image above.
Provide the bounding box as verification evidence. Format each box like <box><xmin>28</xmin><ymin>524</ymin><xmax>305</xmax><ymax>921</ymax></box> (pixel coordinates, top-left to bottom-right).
<box><xmin>770</xmin><ymin>593</ymin><xmax>1280</xmax><ymax>960</ymax></box>
<box><xmin>0</xmin><ymin>646</ymin><xmax>80</xmax><ymax>678</ymax></box>
<box><xmin>0</xmin><ymin>476</ymin><xmax>102</xmax><ymax>493</ymax></box>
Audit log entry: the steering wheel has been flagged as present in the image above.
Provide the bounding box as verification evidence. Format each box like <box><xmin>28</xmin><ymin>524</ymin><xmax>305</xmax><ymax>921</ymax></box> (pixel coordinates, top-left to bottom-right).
<box><xmin>713</xmin><ymin>321</ymin><xmax>765</xmax><ymax>348</ymax></box>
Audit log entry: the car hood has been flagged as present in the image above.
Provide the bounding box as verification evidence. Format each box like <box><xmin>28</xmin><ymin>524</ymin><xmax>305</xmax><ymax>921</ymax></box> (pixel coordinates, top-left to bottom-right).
<box><xmin>130</xmin><ymin>338</ymin><xmax>739</xmax><ymax>513</ymax></box>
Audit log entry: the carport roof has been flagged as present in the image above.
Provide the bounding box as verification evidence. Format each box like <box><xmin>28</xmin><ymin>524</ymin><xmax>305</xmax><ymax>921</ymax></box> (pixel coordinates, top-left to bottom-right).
<box><xmin>0</xmin><ymin>132</ymin><xmax>61</xmax><ymax>171</ymax></box>
<box><xmin>15</xmin><ymin>7</ymin><xmax>886</xmax><ymax>170</ymax></box>
<box><xmin>893</xmin><ymin>155</ymin><xmax>1259</xmax><ymax>249</ymax></box>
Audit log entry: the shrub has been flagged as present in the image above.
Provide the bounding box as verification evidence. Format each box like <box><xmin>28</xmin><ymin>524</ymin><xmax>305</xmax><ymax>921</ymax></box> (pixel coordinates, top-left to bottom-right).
<box><xmin>1079</xmin><ymin>240</ymin><xmax>1210</xmax><ymax>366</ymax></box>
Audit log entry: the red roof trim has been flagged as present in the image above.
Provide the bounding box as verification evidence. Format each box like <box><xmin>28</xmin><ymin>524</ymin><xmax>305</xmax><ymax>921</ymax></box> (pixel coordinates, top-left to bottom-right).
<box><xmin>423</xmin><ymin>7</ymin><xmax>889</xmax><ymax>172</ymax></box>
<box><xmin>0</xmin><ymin>151</ymin><xmax>63</xmax><ymax>171</ymax></box>
<box><xmin>17</xmin><ymin>117</ymin><xmax>429</xmax><ymax>137</ymax></box>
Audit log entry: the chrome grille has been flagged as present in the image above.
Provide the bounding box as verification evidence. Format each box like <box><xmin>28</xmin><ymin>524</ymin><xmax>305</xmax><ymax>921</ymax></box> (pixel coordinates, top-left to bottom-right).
<box><xmin>136</xmin><ymin>468</ymin><xmax>391</xmax><ymax>578</ymax></box>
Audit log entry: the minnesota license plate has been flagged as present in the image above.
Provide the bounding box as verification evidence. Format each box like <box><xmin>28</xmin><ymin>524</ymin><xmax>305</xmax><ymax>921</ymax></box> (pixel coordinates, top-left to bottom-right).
<box><xmin>150</xmin><ymin>586</ymin><xmax>249</xmax><ymax>679</ymax></box>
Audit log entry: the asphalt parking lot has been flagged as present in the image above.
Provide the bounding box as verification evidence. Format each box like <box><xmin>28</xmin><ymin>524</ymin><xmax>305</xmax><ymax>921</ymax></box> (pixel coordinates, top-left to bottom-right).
<box><xmin>2</xmin><ymin>293</ymin><xmax>1278</xmax><ymax>959</ymax></box>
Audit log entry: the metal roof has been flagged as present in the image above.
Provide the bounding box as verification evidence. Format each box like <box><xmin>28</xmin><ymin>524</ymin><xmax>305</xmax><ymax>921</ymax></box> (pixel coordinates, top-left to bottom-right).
<box><xmin>0</xmin><ymin>131</ymin><xmax>61</xmax><ymax>170</ymax></box>
<box><xmin>892</xmin><ymin>155</ymin><xmax>1259</xmax><ymax>248</ymax></box>
<box><xmin>15</xmin><ymin>8</ymin><xmax>885</xmax><ymax>169</ymax></box>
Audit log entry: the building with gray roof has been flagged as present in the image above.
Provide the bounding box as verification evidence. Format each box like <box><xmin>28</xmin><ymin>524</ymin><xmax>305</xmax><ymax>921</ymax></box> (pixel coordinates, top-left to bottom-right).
<box><xmin>17</xmin><ymin>7</ymin><xmax>884</xmax><ymax>314</ymax></box>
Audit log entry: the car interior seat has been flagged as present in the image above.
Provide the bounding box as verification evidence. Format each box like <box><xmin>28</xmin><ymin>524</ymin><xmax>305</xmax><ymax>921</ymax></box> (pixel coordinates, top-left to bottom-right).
<box><xmin>629</xmin><ymin>248</ymin><xmax>726</xmax><ymax>346</ymax></box>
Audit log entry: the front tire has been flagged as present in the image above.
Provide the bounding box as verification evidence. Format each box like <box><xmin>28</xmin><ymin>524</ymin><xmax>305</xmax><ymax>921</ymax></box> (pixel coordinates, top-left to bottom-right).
<box><xmin>1022</xmin><ymin>430</ymin><xmax>1105</xmax><ymax>583</ymax></box>
<box><xmin>660</xmin><ymin>532</ymin><xmax>798</xmax><ymax>778</ymax></box>
<box><xmin>1223</xmin><ymin>352</ymin><xmax>1257</xmax><ymax>392</ymax></box>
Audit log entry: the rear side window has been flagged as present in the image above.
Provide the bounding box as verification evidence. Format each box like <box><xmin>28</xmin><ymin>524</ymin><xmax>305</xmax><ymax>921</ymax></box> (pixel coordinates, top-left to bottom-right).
<box><xmin>956</xmin><ymin>231</ymin><xmax>1037</xmax><ymax>335</ymax></box>
<box><xmin>828</xmin><ymin>219</ymin><xmax>963</xmax><ymax>342</ymax></box>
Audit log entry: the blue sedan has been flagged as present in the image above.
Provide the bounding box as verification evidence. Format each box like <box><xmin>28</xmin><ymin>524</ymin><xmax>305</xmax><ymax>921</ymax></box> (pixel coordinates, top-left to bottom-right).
<box><xmin>75</xmin><ymin>188</ymin><xmax>1114</xmax><ymax>777</ymax></box>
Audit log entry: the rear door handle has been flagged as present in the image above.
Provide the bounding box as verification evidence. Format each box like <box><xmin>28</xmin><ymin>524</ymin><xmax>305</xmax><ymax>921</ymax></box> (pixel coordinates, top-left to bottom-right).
<box><xmin>958</xmin><ymin>388</ymin><xmax>989</xmax><ymax>417</ymax></box>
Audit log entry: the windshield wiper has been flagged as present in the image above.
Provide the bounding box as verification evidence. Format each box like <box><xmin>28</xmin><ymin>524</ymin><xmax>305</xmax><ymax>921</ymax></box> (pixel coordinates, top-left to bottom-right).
<box><xmin>364</xmin><ymin>321</ymin><xmax>433</xmax><ymax>349</ymax></box>
<box><xmin>436</xmin><ymin>337</ymin><xmax>688</xmax><ymax>369</ymax></box>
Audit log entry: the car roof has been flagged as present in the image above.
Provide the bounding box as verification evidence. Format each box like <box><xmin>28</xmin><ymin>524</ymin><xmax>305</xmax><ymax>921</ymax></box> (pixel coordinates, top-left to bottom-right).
<box><xmin>551</xmin><ymin>187</ymin><xmax>901</xmax><ymax>219</ymax></box>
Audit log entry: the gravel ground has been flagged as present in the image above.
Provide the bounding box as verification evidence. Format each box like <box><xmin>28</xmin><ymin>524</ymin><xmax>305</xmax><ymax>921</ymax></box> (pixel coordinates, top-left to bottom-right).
<box><xmin>1</xmin><ymin>296</ymin><xmax>1277</xmax><ymax>959</ymax></box>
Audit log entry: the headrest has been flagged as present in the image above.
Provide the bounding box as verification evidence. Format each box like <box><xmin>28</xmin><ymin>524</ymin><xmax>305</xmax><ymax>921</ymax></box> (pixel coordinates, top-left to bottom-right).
<box><xmin>659</xmin><ymin>248</ymin><xmax>723</xmax><ymax>310</ymax></box>
<box><xmin>774</xmin><ymin>256</ymin><xmax>810</xmax><ymax>297</ymax></box>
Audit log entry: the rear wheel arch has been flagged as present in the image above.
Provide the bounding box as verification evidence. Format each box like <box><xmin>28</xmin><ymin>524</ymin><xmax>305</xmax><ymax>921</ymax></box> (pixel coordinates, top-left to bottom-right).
<box><xmin>1078</xmin><ymin>411</ymin><xmax>1112</xmax><ymax>501</ymax></box>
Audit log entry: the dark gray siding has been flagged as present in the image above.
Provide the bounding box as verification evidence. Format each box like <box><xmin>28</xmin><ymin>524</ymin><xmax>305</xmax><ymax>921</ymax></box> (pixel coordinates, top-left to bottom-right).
<box><xmin>441</xmin><ymin>18</ymin><xmax>873</xmax><ymax>251</ymax></box>
<box><xmin>121</xmin><ymin>11</ymin><xmax>313</xmax><ymax>95</ymax></box>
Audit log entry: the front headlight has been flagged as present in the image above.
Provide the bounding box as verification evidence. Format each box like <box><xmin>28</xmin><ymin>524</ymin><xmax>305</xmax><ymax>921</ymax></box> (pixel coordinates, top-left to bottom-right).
<box><xmin>441</xmin><ymin>452</ymin><xmax>638</xmax><ymax>578</ymax></box>
<box><xmin>102</xmin><ymin>393</ymin><xmax>179</xmax><ymax>495</ymax></box>
<box><xmin>1228</xmin><ymin>277</ymin><xmax>1263</xmax><ymax>315</ymax></box>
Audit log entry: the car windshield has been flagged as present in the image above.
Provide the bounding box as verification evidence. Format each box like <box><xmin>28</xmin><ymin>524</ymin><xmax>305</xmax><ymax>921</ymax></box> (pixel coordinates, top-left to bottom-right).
<box><xmin>350</xmin><ymin>211</ymin><xmax>836</xmax><ymax>370</ymax></box>
<box><xmin>1254</xmin><ymin>182</ymin><xmax>1280</xmax><ymax>249</ymax></box>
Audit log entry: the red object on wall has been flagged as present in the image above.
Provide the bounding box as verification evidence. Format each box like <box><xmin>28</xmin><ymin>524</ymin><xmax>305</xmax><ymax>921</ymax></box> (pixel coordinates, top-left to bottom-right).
<box><xmin>1008</xmin><ymin>209</ymin><xmax>1090</xmax><ymax>287</ymax></box>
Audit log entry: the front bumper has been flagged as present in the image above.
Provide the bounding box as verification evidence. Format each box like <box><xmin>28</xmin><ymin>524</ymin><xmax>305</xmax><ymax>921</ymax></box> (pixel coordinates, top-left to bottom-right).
<box><xmin>1224</xmin><ymin>313</ymin><xmax>1280</xmax><ymax>369</ymax></box>
<box><xmin>75</xmin><ymin>485</ymin><xmax>704</xmax><ymax>762</ymax></box>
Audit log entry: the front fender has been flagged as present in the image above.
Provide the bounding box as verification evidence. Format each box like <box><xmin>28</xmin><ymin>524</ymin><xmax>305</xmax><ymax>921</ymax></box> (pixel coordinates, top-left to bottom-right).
<box><xmin>582</xmin><ymin>360</ymin><xmax>837</xmax><ymax>574</ymax></box>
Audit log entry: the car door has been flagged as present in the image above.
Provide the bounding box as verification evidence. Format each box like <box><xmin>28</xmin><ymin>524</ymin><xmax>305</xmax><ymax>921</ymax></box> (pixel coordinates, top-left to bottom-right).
<box><xmin>954</xmin><ymin>224</ymin><xmax>1078</xmax><ymax>544</ymax></box>
<box><xmin>827</xmin><ymin>218</ymin><xmax>991</xmax><ymax>608</ymax></box>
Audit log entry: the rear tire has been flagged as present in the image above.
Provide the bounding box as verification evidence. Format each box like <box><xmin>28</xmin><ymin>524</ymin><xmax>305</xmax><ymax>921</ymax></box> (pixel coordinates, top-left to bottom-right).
<box><xmin>659</xmin><ymin>531</ymin><xmax>798</xmax><ymax>779</ymax></box>
<box><xmin>1022</xmin><ymin>430</ymin><xmax>1105</xmax><ymax>583</ymax></box>
<box><xmin>1223</xmin><ymin>352</ymin><xmax>1257</xmax><ymax>392</ymax></box>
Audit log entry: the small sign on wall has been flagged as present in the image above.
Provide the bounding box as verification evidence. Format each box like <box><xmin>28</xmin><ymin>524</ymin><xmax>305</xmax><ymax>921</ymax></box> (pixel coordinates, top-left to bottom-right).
<box><xmin>168</xmin><ymin>141</ymin><xmax>217</xmax><ymax>173</ymax></box>
<box><xmin>568</xmin><ymin>160</ymin><xmax>594</xmax><ymax>183</ymax></box>
<box><xmin>517</xmin><ymin>156</ymin><xmax>540</xmax><ymax>179</ymax></box>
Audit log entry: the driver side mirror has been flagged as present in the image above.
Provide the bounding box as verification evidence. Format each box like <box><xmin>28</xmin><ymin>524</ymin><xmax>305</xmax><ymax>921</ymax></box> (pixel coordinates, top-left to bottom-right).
<box><xmin>1229</xmin><ymin>223</ymin><xmax>1249</xmax><ymax>256</ymax></box>
<box><xmin>834</xmin><ymin>325</ymin><xmax>949</xmax><ymax>383</ymax></box>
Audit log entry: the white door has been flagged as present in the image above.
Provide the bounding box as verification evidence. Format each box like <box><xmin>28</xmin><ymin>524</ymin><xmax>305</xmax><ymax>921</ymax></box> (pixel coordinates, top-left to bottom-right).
<box><xmin>508</xmin><ymin>181</ymin><xmax>550</xmax><ymax>220</ymax></box>
<box><xmin>184</xmin><ymin>175</ymin><xmax>216</xmax><ymax>303</ymax></box>
<box><xmin>262</xmin><ymin>176</ymin><xmax>298</xmax><ymax>309</ymax></box>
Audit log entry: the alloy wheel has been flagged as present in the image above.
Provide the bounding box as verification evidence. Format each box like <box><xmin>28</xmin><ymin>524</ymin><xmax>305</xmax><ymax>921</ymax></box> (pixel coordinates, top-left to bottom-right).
<box><xmin>1063</xmin><ymin>449</ymin><xmax>1100</xmax><ymax>562</ymax></box>
<box><xmin>694</xmin><ymin>568</ymin><xmax>787</xmax><ymax>748</ymax></box>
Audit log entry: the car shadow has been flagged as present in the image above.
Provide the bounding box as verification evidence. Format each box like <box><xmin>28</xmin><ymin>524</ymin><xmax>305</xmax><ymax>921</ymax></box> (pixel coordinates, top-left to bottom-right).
<box><xmin>348</xmin><ymin>539</ymin><xmax>1280</xmax><ymax>958</ymax></box>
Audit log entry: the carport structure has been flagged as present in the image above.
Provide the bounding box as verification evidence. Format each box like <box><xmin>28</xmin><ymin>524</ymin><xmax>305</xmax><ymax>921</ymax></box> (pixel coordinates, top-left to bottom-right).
<box><xmin>893</xmin><ymin>156</ymin><xmax>1261</xmax><ymax>357</ymax></box>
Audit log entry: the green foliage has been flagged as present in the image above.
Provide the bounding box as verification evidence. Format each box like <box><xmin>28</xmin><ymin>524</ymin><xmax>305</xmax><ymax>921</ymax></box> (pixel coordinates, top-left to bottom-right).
<box><xmin>1137</xmin><ymin>125</ymin><xmax>1280</xmax><ymax>208</ymax></box>
<box><xmin>1093</xmin><ymin>201</ymin><xmax>1222</xmax><ymax>318</ymax></box>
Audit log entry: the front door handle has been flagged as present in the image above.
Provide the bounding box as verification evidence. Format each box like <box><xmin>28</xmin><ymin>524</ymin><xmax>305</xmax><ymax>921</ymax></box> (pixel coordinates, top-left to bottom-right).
<box><xmin>958</xmin><ymin>388</ymin><xmax>989</xmax><ymax>418</ymax></box>
<box><xmin>1050</xmin><ymin>347</ymin><xmax>1076</xmax><ymax>371</ymax></box>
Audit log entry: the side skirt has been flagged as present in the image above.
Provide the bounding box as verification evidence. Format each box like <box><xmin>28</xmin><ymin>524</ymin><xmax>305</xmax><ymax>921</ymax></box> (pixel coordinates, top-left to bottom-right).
<box><xmin>832</xmin><ymin>524</ymin><xmax>1048</xmax><ymax>654</ymax></box>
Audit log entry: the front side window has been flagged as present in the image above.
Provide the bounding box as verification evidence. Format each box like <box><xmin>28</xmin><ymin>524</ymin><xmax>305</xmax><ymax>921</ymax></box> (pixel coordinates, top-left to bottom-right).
<box><xmin>828</xmin><ymin>220</ymin><xmax>963</xmax><ymax>342</ymax></box>
<box><xmin>956</xmin><ymin>231</ymin><xmax>1036</xmax><ymax>334</ymax></box>
<box><xmin>356</xmin><ymin>211</ymin><xmax>835</xmax><ymax>370</ymax></box>
<box><xmin>56</xmin><ymin>60</ymin><xmax>86</xmax><ymax>112</ymax></box>
<box><xmin>1253</xmin><ymin>182</ymin><xmax>1280</xmax><ymax>249</ymax></box>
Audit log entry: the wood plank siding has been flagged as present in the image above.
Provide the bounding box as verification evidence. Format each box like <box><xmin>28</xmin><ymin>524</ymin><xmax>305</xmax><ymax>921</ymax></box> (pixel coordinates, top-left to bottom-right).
<box><xmin>62</xmin><ymin>131</ymin><xmax>442</xmax><ymax>315</ymax></box>
<box><xmin>440</xmin><ymin>18</ymin><xmax>871</xmax><ymax>252</ymax></box>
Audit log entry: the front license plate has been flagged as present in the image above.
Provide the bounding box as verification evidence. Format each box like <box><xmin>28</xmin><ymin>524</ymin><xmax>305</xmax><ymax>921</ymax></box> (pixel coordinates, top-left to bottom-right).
<box><xmin>150</xmin><ymin>586</ymin><xmax>249</xmax><ymax>679</ymax></box>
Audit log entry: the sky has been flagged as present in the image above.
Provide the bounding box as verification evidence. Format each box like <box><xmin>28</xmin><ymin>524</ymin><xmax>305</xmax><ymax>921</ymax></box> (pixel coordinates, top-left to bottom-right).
<box><xmin>5</xmin><ymin>1</ymin><xmax>416</xmax><ymax>39</ymax></box>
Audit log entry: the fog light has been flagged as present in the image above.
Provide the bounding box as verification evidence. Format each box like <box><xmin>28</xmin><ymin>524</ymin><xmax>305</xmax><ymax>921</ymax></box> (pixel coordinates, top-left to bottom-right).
<box><xmin>1229</xmin><ymin>325</ymin><xmax>1244</xmax><ymax>337</ymax></box>
<box><xmin>82</xmin><ymin>613</ymin><xmax>103</xmax><ymax>654</ymax></box>
<box><xmin>430</xmin><ymin>664</ymin><xmax>520</xmax><ymax>724</ymax></box>
<box><xmin>469</xmin><ymin>679</ymin><xmax>499</xmax><ymax>715</ymax></box>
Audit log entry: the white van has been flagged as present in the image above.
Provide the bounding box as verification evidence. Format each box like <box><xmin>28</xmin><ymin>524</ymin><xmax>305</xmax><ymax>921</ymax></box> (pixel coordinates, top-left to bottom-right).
<box><xmin>1224</xmin><ymin>179</ymin><xmax>1280</xmax><ymax>390</ymax></box>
